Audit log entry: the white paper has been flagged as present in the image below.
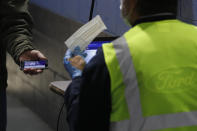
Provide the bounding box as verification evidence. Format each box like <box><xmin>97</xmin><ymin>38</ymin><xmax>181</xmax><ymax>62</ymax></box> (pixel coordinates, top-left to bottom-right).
<box><xmin>65</xmin><ymin>15</ymin><xmax>107</xmax><ymax>51</ymax></box>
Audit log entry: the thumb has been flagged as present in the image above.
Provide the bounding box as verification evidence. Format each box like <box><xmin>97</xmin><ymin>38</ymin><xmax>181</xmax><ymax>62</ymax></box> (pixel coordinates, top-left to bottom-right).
<box><xmin>35</xmin><ymin>51</ymin><xmax>47</xmax><ymax>60</ymax></box>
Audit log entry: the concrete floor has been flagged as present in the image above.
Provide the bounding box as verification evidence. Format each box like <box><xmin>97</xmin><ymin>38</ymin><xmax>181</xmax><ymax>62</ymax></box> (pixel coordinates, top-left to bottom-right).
<box><xmin>7</xmin><ymin>94</ymin><xmax>54</xmax><ymax>131</ymax></box>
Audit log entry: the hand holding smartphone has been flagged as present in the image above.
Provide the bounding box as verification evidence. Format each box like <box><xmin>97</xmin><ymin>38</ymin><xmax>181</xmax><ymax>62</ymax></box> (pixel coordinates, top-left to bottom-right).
<box><xmin>19</xmin><ymin>50</ymin><xmax>48</xmax><ymax>75</ymax></box>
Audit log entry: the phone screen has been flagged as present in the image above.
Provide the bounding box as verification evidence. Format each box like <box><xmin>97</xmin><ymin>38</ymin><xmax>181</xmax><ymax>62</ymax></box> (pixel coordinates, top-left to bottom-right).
<box><xmin>20</xmin><ymin>60</ymin><xmax>48</xmax><ymax>70</ymax></box>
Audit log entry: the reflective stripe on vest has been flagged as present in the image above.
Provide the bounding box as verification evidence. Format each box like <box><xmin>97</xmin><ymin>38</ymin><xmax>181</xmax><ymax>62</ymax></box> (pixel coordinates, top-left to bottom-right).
<box><xmin>109</xmin><ymin>36</ymin><xmax>197</xmax><ymax>131</ymax></box>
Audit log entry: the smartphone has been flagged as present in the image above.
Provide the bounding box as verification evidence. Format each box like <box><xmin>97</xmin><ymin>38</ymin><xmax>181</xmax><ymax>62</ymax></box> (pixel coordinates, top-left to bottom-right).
<box><xmin>20</xmin><ymin>60</ymin><xmax>48</xmax><ymax>70</ymax></box>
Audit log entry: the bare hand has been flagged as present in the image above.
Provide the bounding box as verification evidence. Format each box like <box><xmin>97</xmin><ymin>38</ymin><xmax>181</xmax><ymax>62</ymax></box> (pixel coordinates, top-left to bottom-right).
<box><xmin>19</xmin><ymin>50</ymin><xmax>47</xmax><ymax>75</ymax></box>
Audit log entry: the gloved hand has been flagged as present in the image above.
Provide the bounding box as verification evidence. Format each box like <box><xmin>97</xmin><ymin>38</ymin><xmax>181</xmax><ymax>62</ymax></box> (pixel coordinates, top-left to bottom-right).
<box><xmin>63</xmin><ymin>46</ymin><xmax>87</xmax><ymax>79</ymax></box>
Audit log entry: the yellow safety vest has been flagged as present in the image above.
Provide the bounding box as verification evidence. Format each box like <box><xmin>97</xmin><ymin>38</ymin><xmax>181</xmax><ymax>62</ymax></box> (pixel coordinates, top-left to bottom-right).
<box><xmin>103</xmin><ymin>19</ymin><xmax>197</xmax><ymax>131</ymax></box>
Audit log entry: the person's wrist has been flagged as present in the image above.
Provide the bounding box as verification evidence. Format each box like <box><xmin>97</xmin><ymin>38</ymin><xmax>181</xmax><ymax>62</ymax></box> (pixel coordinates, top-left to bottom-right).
<box><xmin>16</xmin><ymin>47</ymin><xmax>35</xmax><ymax>65</ymax></box>
<box><xmin>19</xmin><ymin>49</ymin><xmax>34</xmax><ymax>61</ymax></box>
<box><xmin>72</xmin><ymin>68</ymin><xmax>82</xmax><ymax>79</ymax></box>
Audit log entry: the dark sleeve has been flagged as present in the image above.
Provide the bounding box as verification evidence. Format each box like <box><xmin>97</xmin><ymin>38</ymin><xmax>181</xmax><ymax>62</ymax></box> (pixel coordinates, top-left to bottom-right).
<box><xmin>0</xmin><ymin>0</ymin><xmax>35</xmax><ymax>64</ymax></box>
<box><xmin>64</xmin><ymin>48</ymin><xmax>111</xmax><ymax>131</ymax></box>
<box><xmin>64</xmin><ymin>77</ymin><xmax>81</xmax><ymax>131</ymax></box>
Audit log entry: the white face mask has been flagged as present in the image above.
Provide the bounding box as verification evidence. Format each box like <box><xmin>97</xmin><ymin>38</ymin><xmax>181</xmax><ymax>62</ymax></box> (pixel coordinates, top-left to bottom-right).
<box><xmin>120</xmin><ymin>0</ymin><xmax>132</xmax><ymax>27</ymax></box>
<box><xmin>120</xmin><ymin>0</ymin><xmax>123</xmax><ymax>10</ymax></box>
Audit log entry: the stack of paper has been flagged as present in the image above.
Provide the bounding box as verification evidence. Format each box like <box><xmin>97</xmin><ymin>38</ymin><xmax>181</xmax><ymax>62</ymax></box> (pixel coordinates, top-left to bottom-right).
<box><xmin>65</xmin><ymin>15</ymin><xmax>107</xmax><ymax>51</ymax></box>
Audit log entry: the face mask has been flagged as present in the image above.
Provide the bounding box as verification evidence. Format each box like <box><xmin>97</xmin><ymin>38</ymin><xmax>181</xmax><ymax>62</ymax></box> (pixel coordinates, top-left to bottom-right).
<box><xmin>123</xmin><ymin>17</ymin><xmax>132</xmax><ymax>27</ymax></box>
<box><xmin>120</xmin><ymin>0</ymin><xmax>132</xmax><ymax>27</ymax></box>
<box><xmin>120</xmin><ymin>0</ymin><xmax>138</xmax><ymax>27</ymax></box>
<box><xmin>120</xmin><ymin>0</ymin><xmax>123</xmax><ymax>10</ymax></box>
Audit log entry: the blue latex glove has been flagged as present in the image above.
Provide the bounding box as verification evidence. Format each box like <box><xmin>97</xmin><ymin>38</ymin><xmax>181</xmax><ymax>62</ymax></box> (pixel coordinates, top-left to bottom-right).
<box><xmin>63</xmin><ymin>46</ymin><xmax>87</xmax><ymax>79</ymax></box>
<box><xmin>72</xmin><ymin>46</ymin><xmax>87</xmax><ymax>58</ymax></box>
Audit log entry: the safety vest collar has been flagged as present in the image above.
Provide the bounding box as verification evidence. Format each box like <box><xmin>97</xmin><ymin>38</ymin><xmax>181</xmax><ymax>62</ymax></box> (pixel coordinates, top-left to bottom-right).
<box><xmin>133</xmin><ymin>13</ymin><xmax>176</xmax><ymax>27</ymax></box>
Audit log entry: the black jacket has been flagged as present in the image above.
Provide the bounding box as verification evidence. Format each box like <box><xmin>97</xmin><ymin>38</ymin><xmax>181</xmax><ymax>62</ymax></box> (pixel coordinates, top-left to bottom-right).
<box><xmin>65</xmin><ymin>48</ymin><xmax>111</xmax><ymax>131</ymax></box>
<box><xmin>64</xmin><ymin>14</ymin><xmax>177</xmax><ymax>131</ymax></box>
<box><xmin>0</xmin><ymin>0</ymin><xmax>34</xmax><ymax>87</ymax></box>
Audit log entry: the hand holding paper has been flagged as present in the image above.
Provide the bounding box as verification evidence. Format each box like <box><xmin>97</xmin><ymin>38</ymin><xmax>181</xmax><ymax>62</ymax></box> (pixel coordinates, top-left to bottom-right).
<box><xmin>64</xmin><ymin>46</ymin><xmax>87</xmax><ymax>79</ymax></box>
<box><xmin>64</xmin><ymin>15</ymin><xmax>107</xmax><ymax>79</ymax></box>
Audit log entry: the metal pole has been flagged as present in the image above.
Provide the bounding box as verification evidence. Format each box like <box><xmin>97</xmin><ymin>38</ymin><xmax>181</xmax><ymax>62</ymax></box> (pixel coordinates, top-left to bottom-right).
<box><xmin>89</xmin><ymin>0</ymin><xmax>96</xmax><ymax>21</ymax></box>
